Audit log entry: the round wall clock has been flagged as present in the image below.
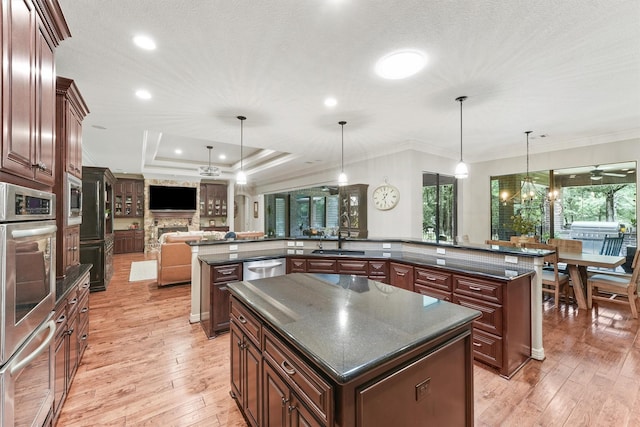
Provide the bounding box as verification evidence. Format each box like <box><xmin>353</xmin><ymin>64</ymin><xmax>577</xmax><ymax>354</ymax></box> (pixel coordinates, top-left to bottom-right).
<box><xmin>373</xmin><ymin>183</ymin><xmax>400</xmax><ymax>210</ymax></box>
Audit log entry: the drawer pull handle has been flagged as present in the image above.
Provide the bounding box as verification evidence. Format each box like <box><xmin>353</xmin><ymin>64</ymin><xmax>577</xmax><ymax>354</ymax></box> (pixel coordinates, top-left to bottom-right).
<box><xmin>67</xmin><ymin>327</ymin><xmax>74</xmax><ymax>335</ymax></box>
<box><xmin>81</xmin><ymin>334</ymin><xmax>88</xmax><ymax>341</ymax></box>
<box><xmin>288</xmin><ymin>404</ymin><xmax>297</xmax><ymax>413</ymax></box>
<box><xmin>426</xmin><ymin>276</ymin><xmax>436</xmax><ymax>281</ymax></box>
<box><xmin>221</xmin><ymin>270</ymin><xmax>234</xmax><ymax>275</ymax></box>
<box><xmin>238</xmin><ymin>314</ymin><xmax>247</xmax><ymax>324</ymax></box>
<box><xmin>469</xmin><ymin>286</ymin><xmax>482</xmax><ymax>292</ymax></box>
<box><xmin>397</xmin><ymin>272</ymin><xmax>406</xmax><ymax>277</ymax></box>
<box><xmin>81</xmin><ymin>307</ymin><xmax>88</xmax><ymax>313</ymax></box>
<box><xmin>473</xmin><ymin>342</ymin><xmax>482</xmax><ymax>347</ymax></box>
<box><xmin>237</xmin><ymin>340</ymin><xmax>243</xmax><ymax>348</ymax></box>
<box><xmin>56</xmin><ymin>315</ymin><xmax>66</xmax><ymax>324</ymax></box>
<box><xmin>281</xmin><ymin>360</ymin><xmax>296</xmax><ymax>375</ymax></box>
<box><xmin>69</xmin><ymin>298</ymin><xmax>78</xmax><ymax>305</ymax></box>
<box><xmin>281</xmin><ymin>397</ymin><xmax>289</xmax><ymax>406</ymax></box>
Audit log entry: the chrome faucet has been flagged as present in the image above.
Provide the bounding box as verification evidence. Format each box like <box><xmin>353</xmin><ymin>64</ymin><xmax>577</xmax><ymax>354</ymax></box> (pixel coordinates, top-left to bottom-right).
<box><xmin>338</xmin><ymin>212</ymin><xmax>351</xmax><ymax>248</ymax></box>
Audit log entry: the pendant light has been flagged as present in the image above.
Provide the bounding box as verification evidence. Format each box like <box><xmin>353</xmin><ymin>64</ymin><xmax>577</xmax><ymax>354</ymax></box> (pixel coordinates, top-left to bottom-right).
<box><xmin>520</xmin><ymin>130</ymin><xmax>537</xmax><ymax>203</ymax></box>
<box><xmin>338</xmin><ymin>121</ymin><xmax>348</xmax><ymax>186</ymax></box>
<box><xmin>454</xmin><ymin>96</ymin><xmax>469</xmax><ymax>179</ymax></box>
<box><xmin>236</xmin><ymin>116</ymin><xmax>247</xmax><ymax>185</ymax></box>
<box><xmin>199</xmin><ymin>145</ymin><xmax>221</xmax><ymax>176</ymax></box>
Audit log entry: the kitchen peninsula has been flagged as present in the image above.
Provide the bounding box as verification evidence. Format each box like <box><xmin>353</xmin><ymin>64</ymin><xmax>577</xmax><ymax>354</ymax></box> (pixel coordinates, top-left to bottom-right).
<box><xmin>228</xmin><ymin>273</ymin><xmax>481</xmax><ymax>426</ymax></box>
<box><xmin>193</xmin><ymin>237</ymin><xmax>549</xmax><ymax>378</ymax></box>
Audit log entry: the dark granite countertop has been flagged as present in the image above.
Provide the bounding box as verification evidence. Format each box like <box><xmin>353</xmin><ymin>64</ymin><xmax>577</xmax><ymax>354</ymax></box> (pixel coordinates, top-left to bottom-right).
<box><xmin>198</xmin><ymin>248</ymin><xmax>536</xmax><ymax>280</ymax></box>
<box><xmin>56</xmin><ymin>264</ymin><xmax>92</xmax><ymax>304</ymax></box>
<box><xmin>228</xmin><ymin>273</ymin><xmax>481</xmax><ymax>383</ymax></box>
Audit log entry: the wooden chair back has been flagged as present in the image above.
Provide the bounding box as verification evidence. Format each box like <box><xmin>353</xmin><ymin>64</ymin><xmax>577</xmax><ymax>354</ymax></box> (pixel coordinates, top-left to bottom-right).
<box><xmin>547</xmin><ymin>238</ymin><xmax>582</xmax><ymax>254</ymax></box>
<box><xmin>510</xmin><ymin>235</ymin><xmax>539</xmax><ymax>243</ymax></box>
<box><xmin>587</xmin><ymin>248</ymin><xmax>640</xmax><ymax>318</ymax></box>
<box><xmin>522</xmin><ymin>241</ymin><xmax>570</xmax><ymax>306</ymax></box>
<box><xmin>599</xmin><ymin>234</ymin><xmax>624</xmax><ymax>256</ymax></box>
<box><xmin>485</xmin><ymin>239</ymin><xmax>516</xmax><ymax>247</ymax></box>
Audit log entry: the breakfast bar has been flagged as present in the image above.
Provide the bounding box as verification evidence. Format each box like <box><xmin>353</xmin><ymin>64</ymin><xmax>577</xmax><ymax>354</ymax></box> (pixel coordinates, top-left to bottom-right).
<box><xmin>228</xmin><ymin>273</ymin><xmax>481</xmax><ymax>426</ymax></box>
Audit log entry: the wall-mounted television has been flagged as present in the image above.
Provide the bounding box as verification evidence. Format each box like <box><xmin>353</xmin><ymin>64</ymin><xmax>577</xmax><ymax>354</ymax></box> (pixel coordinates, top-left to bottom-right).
<box><xmin>149</xmin><ymin>185</ymin><xmax>197</xmax><ymax>211</ymax></box>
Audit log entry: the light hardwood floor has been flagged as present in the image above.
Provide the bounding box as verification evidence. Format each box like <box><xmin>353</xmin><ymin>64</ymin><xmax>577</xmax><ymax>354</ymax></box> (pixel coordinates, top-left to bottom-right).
<box><xmin>57</xmin><ymin>253</ymin><xmax>640</xmax><ymax>426</ymax></box>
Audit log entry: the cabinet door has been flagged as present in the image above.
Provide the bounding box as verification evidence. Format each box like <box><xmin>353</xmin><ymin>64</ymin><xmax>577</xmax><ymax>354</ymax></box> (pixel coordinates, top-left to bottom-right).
<box><xmin>67</xmin><ymin>311</ymin><xmax>79</xmax><ymax>385</ymax></box>
<box><xmin>337</xmin><ymin>259</ymin><xmax>368</xmax><ymax>275</ymax></box>
<box><xmin>2</xmin><ymin>0</ymin><xmax>37</xmax><ymax>181</ymax></box>
<box><xmin>287</xmin><ymin>258</ymin><xmax>307</xmax><ymax>273</ymax></box>
<box><xmin>66</xmin><ymin>108</ymin><xmax>82</xmax><ymax>178</ymax></box>
<box><xmin>263</xmin><ymin>361</ymin><xmax>289</xmax><ymax>427</ymax></box>
<box><xmin>211</xmin><ymin>283</ymin><xmax>230</xmax><ymax>334</ymax></box>
<box><xmin>307</xmin><ymin>259</ymin><xmax>337</xmax><ymax>273</ymax></box>
<box><xmin>230</xmin><ymin>322</ymin><xmax>244</xmax><ymax>403</ymax></box>
<box><xmin>290</xmin><ymin>396</ymin><xmax>323</xmax><ymax>427</ymax></box>
<box><xmin>34</xmin><ymin>22</ymin><xmax>56</xmax><ymax>186</ymax></box>
<box><xmin>135</xmin><ymin>181</ymin><xmax>144</xmax><ymax>216</ymax></box>
<box><xmin>368</xmin><ymin>260</ymin><xmax>389</xmax><ymax>283</ymax></box>
<box><xmin>134</xmin><ymin>231</ymin><xmax>145</xmax><ymax>252</ymax></box>
<box><xmin>244</xmin><ymin>339</ymin><xmax>262</xmax><ymax>427</ymax></box>
<box><xmin>114</xmin><ymin>231</ymin><xmax>126</xmax><ymax>254</ymax></box>
<box><xmin>199</xmin><ymin>184</ymin><xmax>207</xmax><ymax>216</ymax></box>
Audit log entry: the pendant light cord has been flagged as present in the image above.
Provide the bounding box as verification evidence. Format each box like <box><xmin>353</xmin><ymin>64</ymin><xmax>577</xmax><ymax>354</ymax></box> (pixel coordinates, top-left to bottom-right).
<box><xmin>237</xmin><ymin>115</ymin><xmax>246</xmax><ymax>172</ymax></box>
<box><xmin>525</xmin><ymin>130</ymin><xmax>532</xmax><ymax>177</ymax></box>
<box><xmin>455</xmin><ymin>96</ymin><xmax>467</xmax><ymax>162</ymax></box>
<box><xmin>341</xmin><ymin>124</ymin><xmax>344</xmax><ymax>172</ymax></box>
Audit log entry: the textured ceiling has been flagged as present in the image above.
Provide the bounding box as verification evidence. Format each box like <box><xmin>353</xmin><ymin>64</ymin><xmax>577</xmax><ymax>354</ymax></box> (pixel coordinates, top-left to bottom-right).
<box><xmin>55</xmin><ymin>0</ymin><xmax>640</xmax><ymax>186</ymax></box>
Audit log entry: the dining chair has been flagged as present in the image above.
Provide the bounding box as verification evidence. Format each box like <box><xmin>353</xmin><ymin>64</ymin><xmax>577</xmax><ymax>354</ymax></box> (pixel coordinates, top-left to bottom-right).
<box><xmin>599</xmin><ymin>234</ymin><xmax>624</xmax><ymax>256</ymax></box>
<box><xmin>547</xmin><ymin>238</ymin><xmax>583</xmax><ymax>301</ymax></box>
<box><xmin>587</xmin><ymin>247</ymin><xmax>640</xmax><ymax>318</ymax></box>
<box><xmin>523</xmin><ymin>242</ymin><xmax>570</xmax><ymax>306</ymax></box>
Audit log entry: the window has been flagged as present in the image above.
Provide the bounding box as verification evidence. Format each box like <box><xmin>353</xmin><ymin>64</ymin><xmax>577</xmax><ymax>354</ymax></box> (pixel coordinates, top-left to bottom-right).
<box><xmin>423</xmin><ymin>173</ymin><xmax>457</xmax><ymax>244</ymax></box>
<box><xmin>491</xmin><ymin>162</ymin><xmax>637</xmax><ymax>253</ymax></box>
<box><xmin>265</xmin><ymin>187</ymin><xmax>339</xmax><ymax>237</ymax></box>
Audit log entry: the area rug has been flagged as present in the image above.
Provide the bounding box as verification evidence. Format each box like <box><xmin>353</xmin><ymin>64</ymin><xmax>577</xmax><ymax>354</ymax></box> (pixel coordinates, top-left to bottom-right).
<box><xmin>129</xmin><ymin>260</ymin><xmax>157</xmax><ymax>282</ymax></box>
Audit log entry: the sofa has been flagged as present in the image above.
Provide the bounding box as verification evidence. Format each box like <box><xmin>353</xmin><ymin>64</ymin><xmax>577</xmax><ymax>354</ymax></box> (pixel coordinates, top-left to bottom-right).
<box><xmin>156</xmin><ymin>231</ymin><xmax>226</xmax><ymax>286</ymax></box>
<box><xmin>155</xmin><ymin>230</ymin><xmax>265</xmax><ymax>286</ymax></box>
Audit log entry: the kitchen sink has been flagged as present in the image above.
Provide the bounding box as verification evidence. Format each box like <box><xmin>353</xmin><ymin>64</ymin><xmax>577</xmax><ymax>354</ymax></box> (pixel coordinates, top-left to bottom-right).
<box><xmin>311</xmin><ymin>249</ymin><xmax>366</xmax><ymax>256</ymax></box>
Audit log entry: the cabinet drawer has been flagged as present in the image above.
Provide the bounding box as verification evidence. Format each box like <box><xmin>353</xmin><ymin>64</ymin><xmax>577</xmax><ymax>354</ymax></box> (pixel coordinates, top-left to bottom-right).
<box><xmin>213</xmin><ymin>264</ymin><xmax>241</xmax><ymax>283</ymax></box>
<box><xmin>415</xmin><ymin>267</ymin><xmax>452</xmax><ymax>291</ymax></box>
<box><xmin>414</xmin><ymin>284</ymin><xmax>452</xmax><ymax>302</ymax></box>
<box><xmin>453</xmin><ymin>275</ymin><xmax>503</xmax><ymax>304</ymax></box>
<box><xmin>78</xmin><ymin>292</ymin><xmax>90</xmax><ymax>331</ymax></box>
<box><xmin>54</xmin><ymin>305</ymin><xmax>68</xmax><ymax>342</ymax></box>
<box><xmin>389</xmin><ymin>262</ymin><xmax>414</xmax><ymax>291</ymax></box>
<box><xmin>337</xmin><ymin>259</ymin><xmax>368</xmax><ymax>275</ymax></box>
<box><xmin>263</xmin><ymin>328</ymin><xmax>332</xmax><ymax>425</ymax></box>
<box><xmin>471</xmin><ymin>329</ymin><xmax>503</xmax><ymax>369</ymax></box>
<box><xmin>368</xmin><ymin>260</ymin><xmax>388</xmax><ymax>278</ymax></box>
<box><xmin>307</xmin><ymin>259</ymin><xmax>337</xmax><ymax>273</ymax></box>
<box><xmin>288</xmin><ymin>258</ymin><xmax>307</xmax><ymax>273</ymax></box>
<box><xmin>453</xmin><ymin>294</ymin><xmax>503</xmax><ymax>336</ymax></box>
<box><xmin>230</xmin><ymin>297</ymin><xmax>261</xmax><ymax>347</ymax></box>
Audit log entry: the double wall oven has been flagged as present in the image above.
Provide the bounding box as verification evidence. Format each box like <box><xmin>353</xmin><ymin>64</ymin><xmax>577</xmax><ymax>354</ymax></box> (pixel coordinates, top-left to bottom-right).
<box><xmin>0</xmin><ymin>183</ymin><xmax>57</xmax><ymax>427</ymax></box>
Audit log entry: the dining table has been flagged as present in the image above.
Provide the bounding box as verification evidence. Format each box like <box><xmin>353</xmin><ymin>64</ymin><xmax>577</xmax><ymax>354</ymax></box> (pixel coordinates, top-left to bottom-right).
<box><xmin>557</xmin><ymin>251</ymin><xmax>626</xmax><ymax>310</ymax></box>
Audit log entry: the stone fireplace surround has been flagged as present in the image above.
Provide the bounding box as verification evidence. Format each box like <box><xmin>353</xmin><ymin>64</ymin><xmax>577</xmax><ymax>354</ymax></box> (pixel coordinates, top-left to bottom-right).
<box><xmin>143</xmin><ymin>178</ymin><xmax>200</xmax><ymax>253</ymax></box>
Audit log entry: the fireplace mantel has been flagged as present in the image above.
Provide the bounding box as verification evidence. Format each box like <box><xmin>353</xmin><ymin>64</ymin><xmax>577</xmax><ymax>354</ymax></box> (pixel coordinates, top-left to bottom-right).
<box><xmin>150</xmin><ymin>210</ymin><xmax>196</xmax><ymax>219</ymax></box>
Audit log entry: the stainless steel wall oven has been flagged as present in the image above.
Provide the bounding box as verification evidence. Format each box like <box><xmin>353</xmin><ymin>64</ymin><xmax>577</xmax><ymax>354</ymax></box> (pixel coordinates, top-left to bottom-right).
<box><xmin>0</xmin><ymin>183</ymin><xmax>56</xmax><ymax>427</ymax></box>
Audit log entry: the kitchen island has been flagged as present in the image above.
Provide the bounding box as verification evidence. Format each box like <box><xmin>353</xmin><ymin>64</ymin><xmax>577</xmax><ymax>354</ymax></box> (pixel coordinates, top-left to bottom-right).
<box><xmin>228</xmin><ymin>273</ymin><xmax>481</xmax><ymax>427</ymax></box>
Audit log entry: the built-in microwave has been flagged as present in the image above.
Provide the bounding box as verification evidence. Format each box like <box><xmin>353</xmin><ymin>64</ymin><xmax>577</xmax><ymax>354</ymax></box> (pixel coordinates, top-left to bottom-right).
<box><xmin>67</xmin><ymin>173</ymin><xmax>82</xmax><ymax>226</ymax></box>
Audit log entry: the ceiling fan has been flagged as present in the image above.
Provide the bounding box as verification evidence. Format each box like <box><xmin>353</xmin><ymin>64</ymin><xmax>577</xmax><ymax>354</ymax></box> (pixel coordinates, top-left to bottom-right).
<box><xmin>590</xmin><ymin>165</ymin><xmax>626</xmax><ymax>180</ymax></box>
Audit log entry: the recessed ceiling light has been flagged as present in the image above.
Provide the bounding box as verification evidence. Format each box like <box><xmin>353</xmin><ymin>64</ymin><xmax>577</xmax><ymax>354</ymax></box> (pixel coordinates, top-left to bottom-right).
<box><xmin>218</xmin><ymin>154</ymin><xmax>226</xmax><ymax>160</ymax></box>
<box><xmin>135</xmin><ymin>89</ymin><xmax>151</xmax><ymax>100</ymax></box>
<box><xmin>174</xmin><ymin>149</ymin><xmax>182</xmax><ymax>155</ymax></box>
<box><xmin>324</xmin><ymin>97</ymin><xmax>337</xmax><ymax>107</ymax></box>
<box><xmin>133</xmin><ymin>35</ymin><xmax>156</xmax><ymax>50</ymax></box>
<box><xmin>375</xmin><ymin>49</ymin><xmax>427</xmax><ymax>80</ymax></box>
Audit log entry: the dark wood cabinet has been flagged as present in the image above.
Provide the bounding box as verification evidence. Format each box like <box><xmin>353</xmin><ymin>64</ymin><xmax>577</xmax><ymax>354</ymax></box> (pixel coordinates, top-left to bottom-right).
<box><xmin>114</xmin><ymin>178</ymin><xmax>144</xmax><ymax>218</ymax></box>
<box><xmin>80</xmin><ymin>166</ymin><xmax>115</xmax><ymax>291</ymax></box>
<box><xmin>230</xmin><ymin>300</ymin><xmax>261</xmax><ymax>427</ymax></box>
<box><xmin>306</xmin><ymin>259</ymin><xmax>337</xmax><ymax>273</ymax></box>
<box><xmin>201</xmin><ymin>263</ymin><xmax>242</xmax><ymax>338</ymax></box>
<box><xmin>54</xmin><ymin>77</ymin><xmax>88</xmax><ymax>278</ymax></box>
<box><xmin>287</xmin><ymin>258</ymin><xmax>307</xmax><ymax>273</ymax></box>
<box><xmin>389</xmin><ymin>262</ymin><xmax>414</xmax><ymax>291</ymax></box>
<box><xmin>1</xmin><ymin>0</ymin><xmax>67</xmax><ymax>189</ymax></box>
<box><xmin>368</xmin><ymin>260</ymin><xmax>389</xmax><ymax>283</ymax></box>
<box><xmin>114</xmin><ymin>229</ymin><xmax>144</xmax><ymax>254</ymax></box>
<box><xmin>339</xmin><ymin>184</ymin><xmax>368</xmax><ymax>238</ymax></box>
<box><xmin>452</xmin><ymin>273</ymin><xmax>531</xmax><ymax>378</ymax></box>
<box><xmin>53</xmin><ymin>267</ymin><xmax>90</xmax><ymax>425</ymax></box>
<box><xmin>200</xmin><ymin>183</ymin><xmax>228</xmax><ymax>218</ymax></box>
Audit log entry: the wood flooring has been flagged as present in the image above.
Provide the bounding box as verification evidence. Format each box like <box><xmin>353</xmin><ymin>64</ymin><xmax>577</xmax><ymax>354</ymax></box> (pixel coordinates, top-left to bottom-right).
<box><xmin>57</xmin><ymin>253</ymin><xmax>640</xmax><ymax>426</ymax></box>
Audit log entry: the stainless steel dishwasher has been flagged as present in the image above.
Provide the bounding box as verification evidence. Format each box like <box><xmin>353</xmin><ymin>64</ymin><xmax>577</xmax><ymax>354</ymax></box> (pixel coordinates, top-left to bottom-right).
<box><xmin>243</xmin><ymin>258</ymin><xmax>286</xmax><ymax>280</ymax></box>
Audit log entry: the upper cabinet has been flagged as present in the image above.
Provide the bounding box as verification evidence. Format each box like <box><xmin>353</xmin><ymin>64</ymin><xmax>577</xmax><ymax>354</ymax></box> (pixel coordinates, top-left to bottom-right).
<box><xmin>339</xmin><ymin>184</ymin><xmax>368</xmax><ymax>238</ymax></box>
<box><xmin>200</xmin><ymin>183</ymin><xmax>228</xmax><ymax>217</ymax></box>
<box><xmin>1</xmin><ymin>0</ymin><xmax>70</xmax><ymax>188</ymax></box>
<box><xmin>56</xmin><ymin>77</ymin><xmax>89</xmax><ymax>179</ymax></box>
<box><xmin>114</xmin><ymin>178</ymin><xmax>144</xmax><ymax>218</ymax></box>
